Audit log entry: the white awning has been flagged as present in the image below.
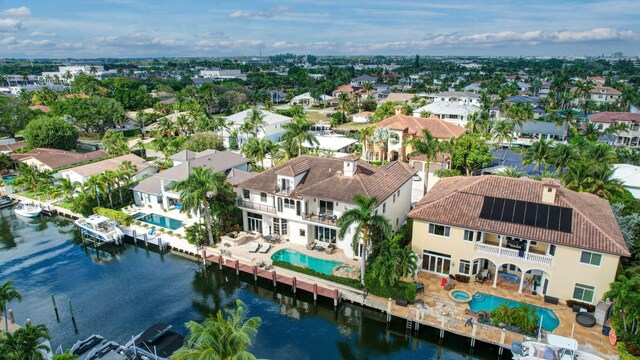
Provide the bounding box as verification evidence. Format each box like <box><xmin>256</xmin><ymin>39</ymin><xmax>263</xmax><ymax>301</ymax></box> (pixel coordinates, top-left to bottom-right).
<box><xmin>547</xmin><ymin>334</ymin><xmax>578</xmax><ymax>351</ymax></box>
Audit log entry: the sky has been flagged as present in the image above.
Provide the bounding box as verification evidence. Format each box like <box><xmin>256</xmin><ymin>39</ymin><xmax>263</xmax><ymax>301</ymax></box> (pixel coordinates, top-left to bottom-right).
<box><xmin>0</xmin><ymin>0</ymin><xmax>639</xmax><ymax>58</ymax></box>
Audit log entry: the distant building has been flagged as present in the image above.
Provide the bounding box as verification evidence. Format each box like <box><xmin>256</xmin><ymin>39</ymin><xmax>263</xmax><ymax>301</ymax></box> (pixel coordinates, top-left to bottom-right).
<box><xmin>350</xmin><ymin>75</ymin><xmax>378</xmax><ymax>86</ymax></box>
<box><xmin>58</xmin><ymin>154</ymin><xmax>155</xmax><ymax>185</ymax></box>
<box><xmin>11</xmin><ymin>148</ymin><xmax>109</xmax><ymax>172</ymax></box>
<box><xmin>351</xmin><ymin>111</ymin><xmax>373</xmax><ymax>123</ymax></box>
<box><xmin>222</xmin><ymin>109</ymin><xmax>292</xmax><ymax>148</ymax></box>
<box><xmin>41</xmin><ymin>65</ymin><xmax>115</xmax><ymax>83</ymax></box>
<box><xmin>427</xmin><ymin>91</ymin><xmax>481</xmax><ymax>106</ymax></box>
<box><xmin>588</xmin><ymin>112</ymin><xmax>640</xmax><ymax>148</ymax></box>
<box><xmin>413</xmin><ymin>101</ymin><xmax>481</xmax><ymax>127</ymax></box>
<box><xmin>199</xmin><ymin>68</ymin><xmax>246</xmax><ymax>80</ymax></box>
<box><xmin>613</xmin><ymin>164</ymin><xmax>640</xmax><ymax>198</ymax></box>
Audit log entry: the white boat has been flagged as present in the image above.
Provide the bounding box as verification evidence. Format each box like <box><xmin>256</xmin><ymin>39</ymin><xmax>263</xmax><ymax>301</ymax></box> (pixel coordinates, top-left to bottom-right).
<box><xmin>512</xmin><ymin>334</ymin><xmax>604</xmax><ymax>360</ymax></box>
<box><xmin>75</xmin><ymin>215</ymin><xmax>124</xmax><ymax>244</ymax></box>
<box><xmin>14</xmin><ymin>202</ymin><xmax>42</xmax><ymax>217</ymax></box>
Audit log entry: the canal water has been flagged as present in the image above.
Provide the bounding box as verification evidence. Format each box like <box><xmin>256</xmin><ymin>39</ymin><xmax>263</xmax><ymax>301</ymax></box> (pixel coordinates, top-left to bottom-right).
<box><xmin>0</xmin><ymin>209</ymin><xmax>501</xmax><ymax>359</ymax></box>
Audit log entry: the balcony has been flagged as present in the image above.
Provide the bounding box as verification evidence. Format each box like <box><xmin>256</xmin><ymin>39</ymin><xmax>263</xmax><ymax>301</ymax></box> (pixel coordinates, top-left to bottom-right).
<box><xmin>303</xmin><ymin>213</ymin><xmax>339</xmax><ymax>227</ymax></box>
<box><xmin>236</xmin><ymin>199</ymin><xmax>276</xmax><ymax>214</ymax></box>
<box><xmin>475</xmin><ymin>242</ymin><xmax>553</xmax><ymax>267</ymax></box>
<box><xmin>275</xmin><ymin>185</ymin><xmax>293</xmax><ymax>196</ymax></box>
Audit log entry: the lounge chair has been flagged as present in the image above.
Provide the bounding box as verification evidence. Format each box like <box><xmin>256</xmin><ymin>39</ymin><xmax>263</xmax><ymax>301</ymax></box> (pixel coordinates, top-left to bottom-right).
<box><xmin>444</xmin><ymin>274</ymin><xmax>456</xmax><ymax>290</ymax></box>
<box><xmin>325</xmin><ymin>244</ymin><xmax>336</xmax><ymax>254</ymax></box>
<box><xmin>259</xmin><ymin>243</ymin><xmax>271</xmax><ymax>253</ymax></box>
<box><xmin>148</xmin><ymin>227</ymin><xmax>155</xmax><ymax>236</ymax></box>
<box><xmin>306</xmin><ymin>241</ymin><xmax>317</xmax><ymax>250</ymax></box>
<box><xmin>248</xmin><ymin>242</ymin><xmax>260</xmax><ymax>253</ymax></box>
<box><xmin>475</xmin><ymin>272</ymin><xmax>485</xmax><ymax>284</ymax></box>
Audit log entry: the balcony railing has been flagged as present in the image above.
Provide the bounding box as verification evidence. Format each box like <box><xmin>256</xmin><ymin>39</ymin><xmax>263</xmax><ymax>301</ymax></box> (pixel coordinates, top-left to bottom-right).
<box><xmin>275</xmin><ymin>186</ymin><xmax>293</xmax><ymax>195</ymax></box>
<box><xmin>303</xmin><ymin>213</ymin><xmax>338</xmax><ymax>227</ymax></box>
<box><xmin>475</xmin><ymin>242</ymin><xmax>553</xmax><ymax>267</ymax></box>
<box><xmin>236</xmin><ymin>199</ymin><xmax>276</xmax><ymax>214</ymax></box>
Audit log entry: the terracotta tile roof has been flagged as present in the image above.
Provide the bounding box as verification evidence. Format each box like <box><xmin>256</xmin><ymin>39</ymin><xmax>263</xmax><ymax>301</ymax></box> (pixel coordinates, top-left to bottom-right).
<box><xmin>408</xmin><ymin>175</ymin><xmax>629</xmax><ymax>257</ymax></box>
<box><xmin>0</xmin><ymin>141</ymin><xmax>27</xmax><ymax>153</ymax></box>
<box><xmin>588</xmin><ymin>112</ymin><xmax>640</xmax><ymax>124</ymax></box>
<box><xmin>28</xmin><ymin>105</ymin><xmax>51</xmax><ymax>113</ymax></box>
<box><xmin>238</xmin><ymin>155</ymin><xmax>416</xmax><ymax>204</ymax></box>
<box><xmin>374</xmin><ymin>114</ymin><xmax>466</xmax><ymax>139</ymax></box>
<box><xmin>62</xmin><ymin>154</ymin><xmax>150</xmax><ymax>177</ymax></box>
<box><xmin>333</xmin><ymin>84</ymin><xmax>362</xmax><ymax>94</ymax></box>
<box><xmin>11</xmin><ymin>148</ymin><xmax>109</xmax><ymax>170</ymax></box>
<box><xmin>591</xmin><ymin>86</ymin><xmax>622</xmax><ymax>95</ymax></box>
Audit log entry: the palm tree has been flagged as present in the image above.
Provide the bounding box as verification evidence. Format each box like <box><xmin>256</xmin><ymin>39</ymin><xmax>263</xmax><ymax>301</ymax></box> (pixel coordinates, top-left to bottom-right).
<box><xmin>605</xmin><ymin>272</ymin><xmax>640</xmax><ymax>334</ymax></box>
<box><xmin>522</xmin><ymin>139</ymin><xmax>551</xmax><ymax>171</ymax></box>
<box><xmin>505</xmin><ymin>102</ymin><xmax>533</xmax><ymax>129</ymax></box>
<box><xmin>245</xmin><ymin>109</ymin><xmax>267</xmax><ymax>137</ymax></box>
<box><xmin>407</xmin><ymin>129</ymin><xmax>439</xmax><ymax>195</ymax></box>
<box><xmin>241</xmin><ymin>138</ymin><xmax>273</xmax><ymax>168</ymax></box>
<box><xmin>89</xmin><ymin>65</ymin><xmax>98</xmax><ymax>75</ymax></box>
<box><xmin>0</xmin><ymin>280</ymin><xmax>22</xmax><ymax>332</ymax></box>
<box><xmin>372</xmin><ymin>127</ymin><xmax>392</xmax><ymax>162</ymax></box>
<box><xmin>549</xmin><ymin>143</ymin><xmax>578</xmax><ymax>174</ymax></box>
<box><xmin>358</xmin><ymin>126</ymin><xmax>376</xmax><ymax>160</ymax></box>
<box><xmin>555</xmin><ymin>109</ymin><xmax>579</xmax><ymax>140</ymax></box>
<box><xmin>337</xmin><ymin>92</ymin><xmax>350</xmax><ymax>124</ymax></box>
<box><xmin>361</xmin><ymin>82</ymin><xmax>375</xmax><ymax>95</ymax></box>
<box><xmin>52</xmin><ymin>349</ymin><xmax>78</xmax><ymax>360</ymax></box>
<box><xmin>496</xmin><ymin>167</ymin><xmax>524</xmax><ymax>178</ymax></box>
<box><xmin>1</xmin><ymin>322</ymin><xmax>50</xmax><ymax>359</ymax></box>
<box><xmin>563</xmin><ymin>161</ymin><xmax>625</xmax><ymax>199</ymax></box>
<box><xmin>465</xmin><ymin>111</ymin><xmax>485</xmax><ymax>134</ymax></box>
<box><xmin>273</xmin><ymin>139</ymin><xmax>297</xmax><ymax>165</ymax></box>
<box><xmin>85</xmin><ymin>174</ymin><xmax>106</xmax><ymax>207</ymax></box>
<box><xmin>175</xmin><ymin>114</ymin><xmax>193</xmax><ymax>136</ymax></box>
<box><xmin>171</xmin><ymin>299</ymin><xmax>261</xmax><ymax>360</ymax></box>
<box><xmin>492</xmin><ymin>120</ymin><xmax>515</xmax><ymax>160</ymax></box>
<box><xmin>51</xmin><ymin>178</ymin><xmax>77</xmax><ymax>202</ymax></box>
<box><xmin>281</xmin><ymin>116</ymin><xmax>318</xmax><ymax>156</ymax></box>
<box><xmin>584</xmin><ymin>142</ymin><xmax>617</xmax><ymax>163</ymax></box>
<box><xmin>157</xmin><ymin>116</ymin><xmax>178</xmax><ymax>137</ymax></box>
<box><xmin>173</xmin><ymin>167</ymin><xmax>226</xmax><ymax>245</ymax></box>
<box><xmin>337</xmin><ymin>194</ymin><xmax>392</xmax><ymax>284</ymax></box>
<box><xmin>12</xmin><ymin>165</ymin><xmax>44</xmax><ymax>191</ymax></box>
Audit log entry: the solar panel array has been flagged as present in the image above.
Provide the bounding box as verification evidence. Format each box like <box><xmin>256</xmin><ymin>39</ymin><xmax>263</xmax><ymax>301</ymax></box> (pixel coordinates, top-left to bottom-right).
<box><xmin>479</xmin><ymin>196</ymin><xmax>573</xmax><ymax>233</ymax></box>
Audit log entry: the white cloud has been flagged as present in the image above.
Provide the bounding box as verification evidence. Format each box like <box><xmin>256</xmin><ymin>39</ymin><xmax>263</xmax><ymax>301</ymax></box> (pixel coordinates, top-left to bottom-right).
<box><xmin>0</xmin><ymin>18</ymin><xmax>23</xmax><ymax>33</ymax></box>
<box><xmin>30</xmin><ymin>31</ymin><xmax>57</xmax><ymax>37</ymax></box>
<box><xmin>228</xmin><ymin>6</ymin><xmax>292</xmax><ymax>19</ymax></box>
<box><xmin>1</xmin><ymin>6</ymin><xmax>31</xmax><ymax>17</ymax></box>
<box><xmin>0</xmin><ymin>36</ymin><xmax>15</xmax><ymax>45</ymax></box>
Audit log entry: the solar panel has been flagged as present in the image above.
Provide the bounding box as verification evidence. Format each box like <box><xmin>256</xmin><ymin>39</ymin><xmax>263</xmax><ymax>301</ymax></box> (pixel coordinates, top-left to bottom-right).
<box><xmin>491</xmin><ymin>198</ymin><xmax>505</xmax><ymax>221</ymax></box>
<box><xmin>512</xmin><ymin>200</ymin><xmax>526</xmax><ymax>224</ymax></box>
<box><xmin>559</xmin><ymin>208</ymin><xmax>573</xmax><ymax>233</ymax></box>
<box><xmin>479</xmin><ymin>196</ymin><xmax>573</xmax><ymax>233</ymax></box>
<box><xmin>547</xmin><ymin>206</ymin><xmax>561</xmax><ymax>231</ymax></box>
<box><xmin>480</xmin><ymin>197</ymin><xmax>493</xmax><ymax>219</ymax></box>
<box><xmin>502</xmin><ymin>199</ymin><xmax>515</xmax><ymax>222</ymax></box>
<box><xmin>523</xmin><ymin>202</ymin><xmax>537</xmax><ymax>226</ymax></box>
<box><xmin>535</xmin><ymin>204</ymin><xmax>549</xmax><ymax>228</ymax></box>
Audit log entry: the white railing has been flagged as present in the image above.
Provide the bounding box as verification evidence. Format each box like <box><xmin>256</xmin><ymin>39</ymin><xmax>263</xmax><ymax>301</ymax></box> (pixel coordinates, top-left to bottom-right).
<box><xmin>475</xmin><ymin>242</ymin><xmax>553</xmax><ymax>267</ymax></box>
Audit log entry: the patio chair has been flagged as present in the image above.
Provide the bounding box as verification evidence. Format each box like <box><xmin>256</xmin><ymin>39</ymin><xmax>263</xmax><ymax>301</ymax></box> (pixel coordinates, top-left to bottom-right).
<box><xmin>325</xmin><ymin>244</ymin><xmax>336</xmax><ymax>254</ymax></box>
<box><xmin>474</xmin><ymin>272</ymin><xmax>485</xmax><ymax>284</ymax></box>
<box><xmin>306</xmin><ymin>241</ymin><xmax>317</xmax><ymax>250</ymax></box>
<box><xmin>259</xmin><ymin>243</ymin><xmax>271</xmax><ymax>253</ymax></box>
<box><xmin>248</xmin><ymin>242</ymin><xmax>260</xmax><ymax>253</ymax></box>
<box><xmin>444</xmin><ymin>276</ymin><xmax>456</xmax><ymax>290</ymax></box>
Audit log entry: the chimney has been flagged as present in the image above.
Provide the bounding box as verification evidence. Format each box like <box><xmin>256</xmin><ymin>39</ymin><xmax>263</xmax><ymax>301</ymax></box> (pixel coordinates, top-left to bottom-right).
<box><xmin>394</xmin><ymin>105</ymin><xmax>404</xmax><ymax>115</ymax></box>
<box><xmin>343</xmin><ymin>155</ymin><xmax>359</xmax><ymax>177</ymax></box>
<box><xmin>541</xmin><ymin>178</ymin><xmax>560</xmax><ymax>204</ymax></box>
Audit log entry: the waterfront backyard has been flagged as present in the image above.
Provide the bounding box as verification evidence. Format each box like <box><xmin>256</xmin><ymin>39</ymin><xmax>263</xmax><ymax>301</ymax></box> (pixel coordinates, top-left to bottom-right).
<box><xmin>0</xmin><ymin>208</ymin><xmax>499</xmax><ymax>359</ymax></box>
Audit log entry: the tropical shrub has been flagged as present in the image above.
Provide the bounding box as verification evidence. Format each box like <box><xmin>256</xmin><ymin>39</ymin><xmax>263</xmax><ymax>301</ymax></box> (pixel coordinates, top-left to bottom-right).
<box><xmin>364</xmin><ymin>272</ymin><xmax>417</xmax><ymax>303</ymax></box>
<box><xmin>488</xmin><ymin>302</ymin><xmax>539</xmax><ymax>335</ymax></box>
<box><xmin>272</xmin><ymin>260</ymin><xmax>362</xmax><ymax>289</ymax></box>
<box><xmin>92</xmin><ymin>207</ymin><xmax>133</xmax><ymax>226</ymax></box>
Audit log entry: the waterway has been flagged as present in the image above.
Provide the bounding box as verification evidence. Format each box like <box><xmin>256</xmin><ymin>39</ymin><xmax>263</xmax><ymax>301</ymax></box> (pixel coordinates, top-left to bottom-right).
<box><xmin>0</xmin><ymin>209</ymin><xmax>501</xmax><ymax>359</ymax></box>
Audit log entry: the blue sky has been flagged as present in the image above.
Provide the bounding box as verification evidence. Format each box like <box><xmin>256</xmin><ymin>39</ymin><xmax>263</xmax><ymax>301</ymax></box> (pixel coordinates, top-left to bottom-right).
<box><xmin>0</xmin><ymin>0</ymin><xmax>638</xmax><ymax>58</ymax></box>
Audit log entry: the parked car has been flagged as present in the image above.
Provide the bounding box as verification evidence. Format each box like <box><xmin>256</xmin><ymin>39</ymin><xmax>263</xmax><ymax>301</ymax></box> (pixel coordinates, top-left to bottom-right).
<box><xmin>412</xmin><ymin>174</ymin><xmax>422</xmax><ymax>181</ymax></box>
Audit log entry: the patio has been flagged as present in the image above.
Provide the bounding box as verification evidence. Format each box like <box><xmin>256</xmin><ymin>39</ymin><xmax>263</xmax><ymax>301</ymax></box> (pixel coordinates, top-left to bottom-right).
<box><xmin>401</xmin><ymin>272</ymin><xmax>617</xmax><ymax>357</ymax></box>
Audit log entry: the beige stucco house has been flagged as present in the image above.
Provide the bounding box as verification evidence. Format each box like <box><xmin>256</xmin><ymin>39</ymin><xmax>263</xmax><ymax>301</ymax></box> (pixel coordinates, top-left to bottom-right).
<box><xmin>408</xmin><ymin>176</ymin><xmax>629</xmax><ymax>305</ymax></box>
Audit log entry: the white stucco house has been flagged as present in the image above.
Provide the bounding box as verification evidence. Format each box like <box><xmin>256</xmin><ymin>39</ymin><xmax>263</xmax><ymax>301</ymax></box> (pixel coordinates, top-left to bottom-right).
<box><xmin>58</xmin><ymin>154</ymin><xmax>156</xmax><ymax>185</ymax></box>
<box><xmin>222</xmin><ymin>109</ymin><xmax>292</xmax><ymax>148</ymax></box>
<box><xmin>131</xmin><ymin>150</ymin><xmax>251</xmax><ymax>211</ymax></box>
<box><xmin>236</xmin><ymin>155</ymin><xmax>416</xmax><ymax>258</ymax></box>
<box><xmin>413</xmin><ymin>101</ymin><xmax>480</xmax><ymax>127</ymax></box>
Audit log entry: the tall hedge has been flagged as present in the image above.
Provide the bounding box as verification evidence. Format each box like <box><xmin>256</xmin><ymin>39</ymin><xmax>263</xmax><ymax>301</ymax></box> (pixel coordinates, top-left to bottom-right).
<box><xmin>23</xmin><ymin>115</ymin><xmax>79</xmax><ymax>150</ymax></box>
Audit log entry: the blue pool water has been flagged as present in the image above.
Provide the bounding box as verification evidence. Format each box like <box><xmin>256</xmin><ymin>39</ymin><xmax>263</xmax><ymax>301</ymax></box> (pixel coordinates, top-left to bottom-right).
<box><xmin>451</xmin><ymin>290</ymin><xmax>470</xmax><ymax>301</ymax></box>
<box><xmin>133</xmin><ymin>212</ymin><xmax>183</xmax><ymax>230</ymax></box>
<box><xmin>469</xmin><ymin>292</ymin><xmax>560</xmax><ymax>332</ymax></box>
<box><xmin>271</xmin><ymin>249</ymin><xmax>344</xmax><ymax>275</ymax></box>
<box><xmin>2</xmin><ymin>175</ymin><xmax>16</xmax><ymax>184</ymax></box>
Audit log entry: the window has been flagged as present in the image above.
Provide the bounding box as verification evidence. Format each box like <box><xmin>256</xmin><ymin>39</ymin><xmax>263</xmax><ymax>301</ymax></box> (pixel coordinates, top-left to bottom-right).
<box><xmin>315</xmin><ymin>226</ymin><xmax>337</xmax><ymax>243</ymax></box>
<box><xmin>393</xmin><ymin>194</ymin><xmax>396</xmax><ymax>203</ymax></box>
<box><xmin>273</xmin><ymin>218</ymin><xmax>288</xmax><ymax>236</ymax></box>
<box><xmin>319</xmin><ymin>200</ymin><xmax>334</xmax><ymax>215</ymax></box>
<box><xmin>397</xmin><ymin>189</ymin><xmax>400</xmax><ymax>197</ymax></box>
<box><xmin>383</xmin><ymin>203</ymin><xmax>386</xmax><ymax>213</ymax></box>
<box><xmin>421</xmin><ymin>250</ymin><xmax>451</xmax><ymax>275</ymax></box>
<box><xmin>260</xmin><ymin>192</ymin><xmax>267</xmax><ymax>202</ymax></box>
<box><xmin>463</xmin><ymin>229</ymin><xmax>482</xmax><ymax>242</ymax></box>
<box><xmin>548</xmin><ymin>244</ymin><xmax>556</xmax><ymax>257</ymax></box>
<box><xmin>396</xmin><ymin>218</ymin><xmax>399</xmax><ymax>226</ymax></box>
<box><xmin>375</xmin><ymin>152</ymin><xmax>379</xmax><ymax>161</ymax></box>
<box><xmin>459</xmin><ymin>260</ymin><xmax>471</xmax><ymax>275</ymax></box>
<box><xmin>573</xmin><ymin>283</ymin><xmax>595</xmax><ymax>303</ymax></box>
<box><xmin>243</xmin><ymin>190</ymin><xmax>249</xmax><ymax>199</ymax></box>
<box><xmin>299</xmin><ymin>229</ymin><xmax>306</xmax><ymax>236</ymax></box>
<box><xmin>580</xmin><ymin>251</ymin><xmax>602</xmax><ymax>266</ymax></box>
<box><xmin>284</xmin><ymin>199</ymin><xmax>296</xmax><ymax>209</ymax></box>
<box><xmin>429</xmin><ymin>223</ymin><xmax>450</xmax><ymax>237</ymax></box>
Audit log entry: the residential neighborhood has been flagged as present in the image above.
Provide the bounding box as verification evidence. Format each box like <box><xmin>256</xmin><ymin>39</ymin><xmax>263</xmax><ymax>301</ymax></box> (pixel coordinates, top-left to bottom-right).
<box><xmin>1</xmin><ymin>5</ymin><xmax>640</xmax><ymax>358</ymax></box>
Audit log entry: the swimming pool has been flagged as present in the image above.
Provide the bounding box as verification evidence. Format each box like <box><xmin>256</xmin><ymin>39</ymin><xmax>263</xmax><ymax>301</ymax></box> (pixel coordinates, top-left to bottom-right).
<box><xmin>132</xmin><ymin>212</ymin><xmax>183</xmax><ymax>230</ymax></box>
<box><xmin>2</xmin><ymin>175</ymin><xmax>16</xmax><ymax>184</ymax></box>
<box><xmin>271</xmin><ymin>249</ymin><xmax>344</xmax><ymax>275</ymax></box>
<box><xmin>469</xmin><ymin>292</ymin><xmax>559</xmax><ymax>332</ymax></box>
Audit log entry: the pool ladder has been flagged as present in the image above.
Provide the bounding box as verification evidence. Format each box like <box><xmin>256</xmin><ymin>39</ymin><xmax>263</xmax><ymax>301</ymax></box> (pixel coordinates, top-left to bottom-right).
<box><xmin>405</xmin><ymin>318</ymin><xmax>413</xmax><ymax>338</ymax></box>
